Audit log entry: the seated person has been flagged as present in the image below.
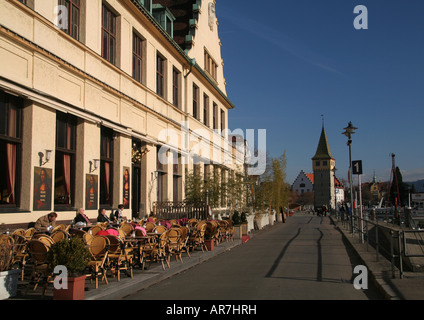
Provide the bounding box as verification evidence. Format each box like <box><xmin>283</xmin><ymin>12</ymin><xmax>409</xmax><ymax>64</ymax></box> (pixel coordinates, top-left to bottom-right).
<box><xmin>97</xmin><ymin>208</ymin><xmax>111</xmax><ymax>223</ymax></box>
<box><xmin>110</xmin><ymin>204</ymin><xmax>126</xmax><ymax>222</ymax></box>
<box><xmin>73</xmin><ymin>208</ymin><xmax>92</xmax><ymax>226</ymax></box>
<box><xmin>34</xmin><ymin>212</ymin><xmax>57</xmax><ymax>233</ymax></box>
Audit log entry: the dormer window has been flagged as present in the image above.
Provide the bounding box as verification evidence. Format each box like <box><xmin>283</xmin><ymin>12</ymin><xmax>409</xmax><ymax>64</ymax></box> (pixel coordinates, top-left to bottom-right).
<box><xmin>136</xmin><ymin>0</ymin><xmax>151</xmax><ymax>13</ymax></box>
<box><xmin>152</xmin><ymin>4</ymin><xmax>175</xmax><ymax>38</ymax></box>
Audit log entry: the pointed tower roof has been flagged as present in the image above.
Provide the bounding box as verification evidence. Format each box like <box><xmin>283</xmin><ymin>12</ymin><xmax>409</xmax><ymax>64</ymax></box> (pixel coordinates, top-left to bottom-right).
<box><xmin>312</xmin><ymin>125</ymin><xmax>333</xmax><ymax>160</ymax></box>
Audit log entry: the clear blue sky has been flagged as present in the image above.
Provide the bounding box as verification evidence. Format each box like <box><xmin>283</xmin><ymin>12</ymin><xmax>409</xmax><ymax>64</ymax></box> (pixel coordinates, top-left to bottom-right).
<box><xmin>217</xmin><ymin>0</ymin><xmax>424</xmax><ymax>185</ymax></box>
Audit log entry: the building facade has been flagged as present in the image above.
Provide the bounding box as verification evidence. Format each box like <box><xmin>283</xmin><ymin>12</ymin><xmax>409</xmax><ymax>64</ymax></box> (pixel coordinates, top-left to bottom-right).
<box><xmin>0</xmin><ymin>0</ymin><xmax>243</xmax><ymax>225</ymax></box>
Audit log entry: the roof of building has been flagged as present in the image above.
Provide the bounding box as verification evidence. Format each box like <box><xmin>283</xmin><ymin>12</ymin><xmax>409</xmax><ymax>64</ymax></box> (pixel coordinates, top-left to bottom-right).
<box><xmin>312</xmin><ymin>125</ymin><xmax>334</xmax><ymax>160</ymax></box>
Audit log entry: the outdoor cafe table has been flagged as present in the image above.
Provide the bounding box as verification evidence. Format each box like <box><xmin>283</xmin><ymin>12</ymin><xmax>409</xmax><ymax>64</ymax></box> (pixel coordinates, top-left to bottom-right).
<box><xmin>123</xmin><ymin>235</ymin><xmax>156</xmax><ymax>269</ymax></box>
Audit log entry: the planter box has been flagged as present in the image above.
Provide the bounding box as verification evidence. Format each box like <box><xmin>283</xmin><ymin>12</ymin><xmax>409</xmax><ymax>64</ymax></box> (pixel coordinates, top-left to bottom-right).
<box><xmin>269</xmin><ymin>214</ymin><xmax>275</xmax><ymax>226</ymax></box>
<box><xmin>53</xmin><ymin>275</ymin><xmax>86</xmax><ymax>300</ymax></box>
<box><xmin>276</xmin><ymin>213</ymin><xmax>283</xmax><ymax>223</ymax></box>
<box><xmin>241</xmin><ymin>222</ymin><xmax>248</xmax><ymax>236</ymax></box>
<box><xmin>0</xmin><ymin>269</ymin><xmax>21</xmax><ymax>300</ymax></box>
<box><xmin>233</xmin><ymin>225</ymin><xmax>242</xmax><ymax>239</ymax></box>
<box><xmin>204</xmin><ymin>239</ymin><xmax>214</xmax><ymax>251</ymax></box>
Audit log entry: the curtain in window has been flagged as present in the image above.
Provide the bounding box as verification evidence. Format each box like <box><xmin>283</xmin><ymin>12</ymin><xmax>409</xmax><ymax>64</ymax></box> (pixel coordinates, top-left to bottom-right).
<box><xmin>104</xmin><ymin>162</ymin><xmax>110</xmax><ymax>202</ymax></box>
<box><xmin>63</xmin><ymin>154</ymin><xmax>71</xmax><ymax>204</ymax></box>
<box><xmin>6</xmin><ymin>143</ymin><xmax>16</xmax><ymax>204</ymax></box>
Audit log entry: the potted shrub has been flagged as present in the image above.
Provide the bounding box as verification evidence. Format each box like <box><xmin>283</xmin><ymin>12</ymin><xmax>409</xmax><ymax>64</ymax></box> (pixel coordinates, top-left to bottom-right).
<box><xmin>47</xmin><ymin>237</ymin><xmax>91</xmax><ymax>300</ymax></box>
<box><xmin>0</xmin><ymin>241</ymin><xmax>21</xmax><ymax>300</ymax></box>
<box><xmin>240</xmin><ymin>212</ymin><xmax>248</xmax><ymax>236</ymax></box>
<box><xmin>231</xmin><ymin>211</ymin><xmax>242</xmax><ymax>239</ymax></box>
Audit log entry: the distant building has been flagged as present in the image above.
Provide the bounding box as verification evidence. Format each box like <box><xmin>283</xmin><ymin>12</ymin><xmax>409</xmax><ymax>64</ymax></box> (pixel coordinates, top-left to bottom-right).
<box><xmin>312</xmin><ymin>124</ymin><xmax>336</xmax><ymax>209</ymax></box>
<box><xmin>292</xmin><ymin>170</ymin><xmax>314</xmax><ymax>195</ymax></box>
<box><xmin>291</xmin><ymin>171</ymin><xmax>344</xmax><ymax>207</ymax></box>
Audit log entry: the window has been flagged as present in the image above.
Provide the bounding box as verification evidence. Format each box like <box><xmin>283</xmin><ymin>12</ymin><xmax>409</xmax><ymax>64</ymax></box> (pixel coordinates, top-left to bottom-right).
<box><xmin>102</xmin><ymin>3</ymin><xmax>117</xmax><ymax>65</ymax></box>
<box><xmin>203</xmin><ymin>94</ymin><xmax>209</xmax><ymax>126</ymax></box>
<box><xmin>100</xmin><ymin>127</ymin><xmax>114</xmax><ymax>207</ymax></box>
<box><xmin>157</xmin><ymin>147</ymin><xmax>166</xmax><ymax>202</ymax></box>
<box><xmin>212</xmin><ymin>102</ymin><xmax>217</xmax><ymax>130</ymax></box>
<box><xmin>172</xmin><ymin>68</ymin><xmax>180</xmax><ymax>108</ymax></box>
<box><xmin>54</xmin><ymin>111</ymin><xmax>77</xmax><ymax>207</ymax></box>
<box><xmin>156</xmin><ymin>54</ymin><xmax>165</xmax><ymax>98</ymax></box>
<box><xmin>220</xmin><ymin>109</ymin><xmax>226</xmax><ymax>136</ymax></box>
<box><xmin>59</xmin><ymin>0</ymin><xmax>80</xmax><ymax>41</ymax></box>
<box><xmin>0</xmin><ymin>91</ymin><xmax>22</xmax><ymax>207</ymax></box>
<box><xmin>18</xmin><ymin>0</ymin><xmax>27</xmax><ymax>5</ymax></box>
<box><xmin>132</xmin><ymin>32</ymin><xmax>144</xmax><ymax>83</ymax></box>
<box><xmin>192</xmin><ymin>84</ymin><xmax>199</xmax><ymax>120</ymax></box>
<box><xmin>204</xmin><ymin>50</ymin><xmax>218</xmax><ymax>80</ymax></box>
<box><xmin>172</xmin><ymin>152</ymin><xmax>182</xmax><ymax>203</ymax></box>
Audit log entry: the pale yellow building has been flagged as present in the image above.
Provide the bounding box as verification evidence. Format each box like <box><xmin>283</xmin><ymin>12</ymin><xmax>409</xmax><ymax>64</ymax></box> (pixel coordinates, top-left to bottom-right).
<box><xmin>0</xmin><ymin>0</ymin><xmax>243</xmax><ymax>225</ymax></box>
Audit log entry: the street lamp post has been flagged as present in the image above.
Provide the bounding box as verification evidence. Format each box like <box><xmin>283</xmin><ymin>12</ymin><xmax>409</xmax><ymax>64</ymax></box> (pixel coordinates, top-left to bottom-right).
<box><xmin>342</xmin><ymin>122</ymin><xmax>357</xmax><ymax>233</ymax></box>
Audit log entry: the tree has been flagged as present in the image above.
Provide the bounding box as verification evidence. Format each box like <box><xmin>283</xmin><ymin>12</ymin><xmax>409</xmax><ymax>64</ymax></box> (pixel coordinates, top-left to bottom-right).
<box><xmin>253</xmin><ymin>151</ymin><xmax>290</xmax><ymax>212</ymax></box>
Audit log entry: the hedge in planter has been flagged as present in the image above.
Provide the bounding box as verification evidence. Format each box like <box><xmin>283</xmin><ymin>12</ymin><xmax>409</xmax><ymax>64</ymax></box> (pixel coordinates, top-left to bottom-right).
<box><xmin>0</xmin><ymin>238</ymin><xmax>20</xmax><ymax>299</ymax></box>
<box><xmin>47</xmin><ymin>237</ymin><xmax>91</xmax><ymax>300</ymax></box>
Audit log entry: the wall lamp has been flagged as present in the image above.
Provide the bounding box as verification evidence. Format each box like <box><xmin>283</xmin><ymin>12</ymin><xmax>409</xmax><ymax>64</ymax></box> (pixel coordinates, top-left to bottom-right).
<box><xmin>38</xmin><ymin>149</ymin><xmax>52</xmax><ymax>166</ymax></box>
<box><xmin>89</xmin><ymin>159</ymin><xmax>100</xmax><ymax>173</ymax></box>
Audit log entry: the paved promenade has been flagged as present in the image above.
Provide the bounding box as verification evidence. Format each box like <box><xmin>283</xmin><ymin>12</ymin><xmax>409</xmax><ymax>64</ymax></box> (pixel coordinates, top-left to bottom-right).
<box><xmin>12</xmin><ymin>211</ymin><xmax>424</xmax><ymax>300</ymax></box>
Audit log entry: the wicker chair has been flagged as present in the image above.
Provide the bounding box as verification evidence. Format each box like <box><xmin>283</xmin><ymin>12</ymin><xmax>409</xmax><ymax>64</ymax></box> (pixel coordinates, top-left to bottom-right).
<box><xmin>89</xmin><ymin>225</ymin><xmax>103</xmax><ymax>236</ymax></box>
<box><xmin>166</xmin><ymin>228</ymin><xmax>182</xmax><ymax>263</ymax></box>
<box><xmin>26</xmin><ymin>239</ymin><xmax>52</xmax><ymax>295</ymax></box>
<box><xmin>144</xmin><ymin>222</ymin><xmax>156</xmax><ymax>233</ymax></box>
<box><xmin>12</xmin><ymin>229</ymin><xmax>26</xmax><ymax>236</ymax></box>
<box><xmin>11</xmin><ymin>234</ymin><xmax>28</xmax><ymax>280</ymax></box>
<box><xmin>51</xmin><ymin>230</ymin><xmax>70</xmax><ymax>243</ymax></box>
<box><xmin>119</xmin><ymin>223</ymin><xmax>134</xmax><ymax>237</ymax></box>
<box><xmin>188</xmin><ymin>222</ymin><xmax>207</xmax><ymax>252</ymax></box>
<box><xmin>86</xmin><ymin>235</ymin><xmax>110</xmax><ymax>289</ymax></box>
<box><xmin>105</xmin><ymin>235</ymin><xmax>133</xmax><ymax>281</ymax></box>
<box><xmin>32</xmin><ymin>234</ymin><xmax>54</xmax><ymax>248</ymax></box>
<box><xmin>154</xmin><ymin>225</ymin><xmax>167</xmax><ymax>234</ymax></box>
<box><xmin>24</xmin><ymin>228</ymin><xmax>36</xmax><ymax>240</ymax></box>
<box><xmin>150</xmin><ymin>231</ymin><xmax>170</xmax><ymax>270</ymax></box>
<box><xmin>178</xmin><ymin>226</ymin><xmax>191</xmax><ymax>259</ymax></box>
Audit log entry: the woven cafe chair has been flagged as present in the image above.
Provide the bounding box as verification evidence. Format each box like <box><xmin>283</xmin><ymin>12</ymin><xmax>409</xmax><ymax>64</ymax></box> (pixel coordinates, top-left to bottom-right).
<box><xmin>24</xmin><ymin>227</ymin><xmax>36</xmax><ymax>240</ymax></box>
<box><xmin>178</xmin><ymin>226</ymin><xmax>191</xmax><ymax>259</ymax></box>
<box><xmin>188</xmin><ymin>219</ymin><xmax>198</xmax><ymax>228</ymax></box>
<box><xmin>26</xmin><ymin>239</ymin><xmax>52</xmax><ymax>295</ymax></box>
<box><xmin>32</xmin><ymin>234</ymin><xmax>54</xmax><ymax>248</ymax></box>
<box><xmin>206</xmin><ymin>221</ymin><xmax>220</xmax><ymax>244</ymax></box>
<box><xmin>138</xmin><ymin>233</ymin><xmax>156</xmax><ymax>270</ymax></box>
<box><xmin>119</xmin><ymin>223</ymin><xmax>134</xmax><ymax>237</ymax></box>
<box><xmin>51</xmin><ymin>224</ymin><xmax>66</xmax><ymax>233</ymax></box>
<box><xmin>154</xmin><ymin>225</ymin><xmax>167</xmax><ymax>234</ymax></box>
<box><xmin>69</xmin><ymin>228</ymin><xmax>86</xmax><ymax>239</ymax></box>
<box><xmin>218</xmin><ymin>220</ymin><xmax>231</xmax><ymax>242</ymax></box>
<box><xmin>89</xmin><ymin>225</ymin><xmax>103</xmax><ymax>236</ymax></box>
<box><xmin>51</xmin><ymin>230</ymin><xmax>70</xmax><ymax>243</ymax></box>
<box><xmin>149</xmin><ymin>231</ymin><xmax>170</xmax><ymax>270</ymax></box>
<box><xmin>86</xmin><ymin>235</ymin><xmax>110</xmax><ymax>289</ymax></box>
<box><xmin>144</xmin><ymin>222</ymin><xmax>156</xmax><ymax>233</ymax></box>
<box><xmin>83</xmin><ymin>232</ymin><xmax>93</xmax><ymax>245</ymax></box>
<box><xmin>105</xmin><ymin>235</ymin><xmax>133</xmax><ymax>281</ymax></box>
<box><xmin>12</xmin><ymin>229</ymin><xmax>26</xmax><ymax>236</ymax></box>
<box><xmin>166</xmin><ymin>228</ymin><xmax>182</xmax><ymax>263</ymax></box>
<box><xmin>11</xmin><ymin>234</ymin><xmax>29</xmax><ymax>280</ymax></box>
<box><xmin>187</xmin><ymin>222</ymin><xmax>207</xmax><ymax>252</ymax></box>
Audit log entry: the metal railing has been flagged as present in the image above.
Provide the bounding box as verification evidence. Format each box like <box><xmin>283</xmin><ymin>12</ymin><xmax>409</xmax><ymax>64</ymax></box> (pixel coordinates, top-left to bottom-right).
<box><xmin>333</xmin><ymin>210</ymin><xmax>424</xmax><ymax>279</ymax></box>
<box><xmin>152</xmin><ymin>201</ymin><xmax>209</xmax><ymax>220</ymax></box>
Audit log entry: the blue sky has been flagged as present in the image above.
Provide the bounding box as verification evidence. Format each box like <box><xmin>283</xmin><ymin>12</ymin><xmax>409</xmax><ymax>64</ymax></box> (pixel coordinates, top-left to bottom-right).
<box><xmin>217</xmin><ymin>0</ymin><xmax>424</xmax><ymax>184</ymax></box>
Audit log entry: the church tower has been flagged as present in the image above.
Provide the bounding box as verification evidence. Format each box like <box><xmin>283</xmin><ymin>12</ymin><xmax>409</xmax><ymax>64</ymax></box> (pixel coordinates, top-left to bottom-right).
<box><xmin>312</xmin><ymin>124</ymin><xmax>336</xmax><ymax>210</ymax></box>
